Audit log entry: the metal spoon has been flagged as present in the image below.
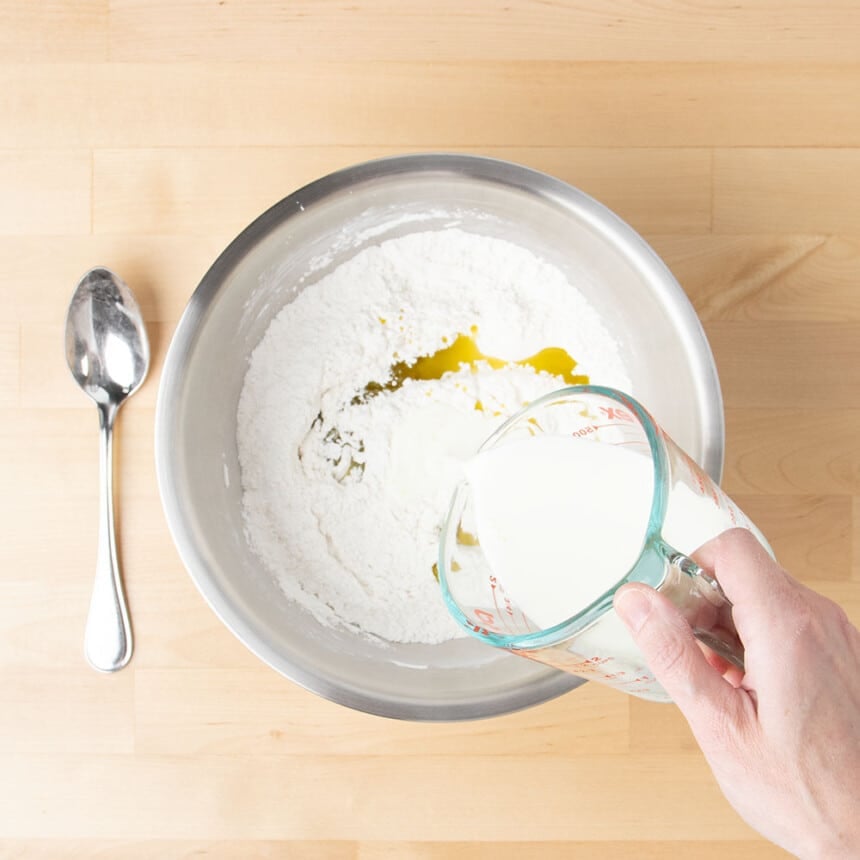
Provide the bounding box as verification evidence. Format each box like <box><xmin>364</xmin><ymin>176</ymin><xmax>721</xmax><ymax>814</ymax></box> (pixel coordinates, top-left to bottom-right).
<box><xmin>65</xmin><ymin>267</ymin><xmax>150</xmax><ymax>672</ymax></box>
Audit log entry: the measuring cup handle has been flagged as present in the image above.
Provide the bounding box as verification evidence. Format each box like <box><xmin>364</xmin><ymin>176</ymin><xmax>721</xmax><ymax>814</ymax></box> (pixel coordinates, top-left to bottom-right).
<box><xmin>659</xmin><ymin>543</ymin><xmax>745</xmax><ymax>671</ymax></box>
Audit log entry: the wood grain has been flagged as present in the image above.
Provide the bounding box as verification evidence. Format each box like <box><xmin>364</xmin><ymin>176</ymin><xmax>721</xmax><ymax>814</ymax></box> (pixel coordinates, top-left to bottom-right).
<box><xmin>3</xmin><ymin>63</ymin><xmax>860</xmax><ymax>149</ymax></box>
<box><xmin>0</xmin><ymin>323</ymin><xmax>18</xmax><ymax>406</ymax></box>
<box><xmin>0</xmin><ymin>235</ymin><xmax>223</xmax><ymax>323</ymax></box>
<box><xmin>0</xmin><ymin>842</ymin><xmax>793</xmax><ymax>860</ymax></box>
<box><xmin>0</xmin><ymin>149</ymin><xmax>91</xmax><ymax>235</ymax></box>
<box><xmin>132</xmin><ymin>668</ymin><xmax>629</xmax><ymax>757</ymax></box>
<box><xmin>0</xmin><ymin>668</ymin><xmax>135</xmax><ymax>755</ymax></box>
<box><xmin>651</xmin><ymin>234</ymin><xmax>860</xmax><ymax>322</ymax></box>
<box><xmin>0</xmin><ymin>1</ymin><xmax>107</xmax><ymax>62</ymax></box>
<box><xmin>108</xmin><ymin>0</ymin><xmax>860</xmax><ymax>63</ymax></box>
<box><xmin>0</xmin><ymin>753</ymin><xmax>745</xmax><ymax>841</ymax></box>
<box><xmin>734</xmin><ymin>494</ymin><xmax>852</xmax><ymax>580</ymax></box>
<box><xmin>707</xmin><ymin>321</ymin><xmax>860</xmax><ymax>408</ymax></box>
<box><xmin>2</xmin><ymin>1</ymin><xmax>858</xmax><ymax>857</ymax></box>
<box><xmin>724</xmin><ymin>408</ymin><xmax>860</xmax><ymax>495</ymax></box>
<box><xmin>92</xmin><ymin>146</ymin><xmax>712</xmax><ymax>236</ymax></box>
<box><xmin>714</xmin><ymin>149</ymin><xmax>860</xmax><ymax>233</ymax></box>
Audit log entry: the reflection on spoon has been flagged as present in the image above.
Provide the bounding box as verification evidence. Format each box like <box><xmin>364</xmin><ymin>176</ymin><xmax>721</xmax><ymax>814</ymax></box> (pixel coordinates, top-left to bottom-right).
<box><xmin>64</xmin><ymin>267</ymin><xmax>150</xmax><ymax>672</ymax></box>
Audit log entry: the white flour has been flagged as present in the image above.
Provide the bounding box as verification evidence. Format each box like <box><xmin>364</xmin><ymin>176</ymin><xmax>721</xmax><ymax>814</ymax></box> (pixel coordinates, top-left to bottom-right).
<box><xmin>237</xmin><ymin>228</ymin><xmax>631</xmax><ymax>644</ymax></box>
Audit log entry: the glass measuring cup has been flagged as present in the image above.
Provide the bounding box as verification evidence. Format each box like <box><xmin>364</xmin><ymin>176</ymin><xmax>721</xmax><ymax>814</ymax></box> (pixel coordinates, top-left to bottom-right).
<box><xmin>438</xmin><ymin>385</ymin><xmax>772</xmax><ymax>702</ymax></box>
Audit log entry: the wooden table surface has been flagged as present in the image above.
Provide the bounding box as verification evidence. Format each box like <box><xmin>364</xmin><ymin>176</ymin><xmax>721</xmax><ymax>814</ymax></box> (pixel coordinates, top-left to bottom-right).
<box><xmin>3</xmin><ymin>2</ymin><xmax>860</xmax><ymax>858</ymax></box>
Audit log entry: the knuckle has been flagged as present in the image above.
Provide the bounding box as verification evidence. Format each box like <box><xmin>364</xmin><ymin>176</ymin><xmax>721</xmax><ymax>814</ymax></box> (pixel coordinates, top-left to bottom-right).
<box><xmin>790</xmin><ymin>600</ymin><xmax>816</xmax><ymax>639</ymax></box>
<box><xmin>787</xmin><ymin>591</ymin><xmax>845</xmax><ymax>643</ymax></box>
<box><xmin>716</xmin><ymin>526</ymin><xmax>758</xmax><ymax>559</ymax></box>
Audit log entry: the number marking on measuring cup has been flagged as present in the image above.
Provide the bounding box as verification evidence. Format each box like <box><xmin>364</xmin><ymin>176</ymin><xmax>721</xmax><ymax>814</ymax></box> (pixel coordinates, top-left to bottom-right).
<box><xmin>471</xmin><ymin>608</ymin><xmax>499</xmax><ymax>636</ymax></box>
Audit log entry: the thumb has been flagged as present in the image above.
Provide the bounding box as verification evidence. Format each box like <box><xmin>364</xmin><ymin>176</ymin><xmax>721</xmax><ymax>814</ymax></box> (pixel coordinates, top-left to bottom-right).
<box><xmin>614</xmin><ymin>583</ymin><xmax>739</xmax><ymax>724</ymax></box>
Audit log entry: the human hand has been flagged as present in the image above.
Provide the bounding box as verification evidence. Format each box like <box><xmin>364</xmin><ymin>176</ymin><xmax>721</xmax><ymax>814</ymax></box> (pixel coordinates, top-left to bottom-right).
<box><xmin>614</xmin><ymin>528</ymin><xmax>860</xmax><ymax>859</ymax></box>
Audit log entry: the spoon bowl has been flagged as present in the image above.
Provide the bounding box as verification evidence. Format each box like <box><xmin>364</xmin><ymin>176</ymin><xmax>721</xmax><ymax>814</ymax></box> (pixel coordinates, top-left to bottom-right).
<box><xmin>65</xmin><ymin>267</ymin><xmax>150</xmax><ymax>672</ymax></box>
<box><xmin>66</xmin><ymin>268</ymin><xmax>150</xmax><ymax>404</ymax></box>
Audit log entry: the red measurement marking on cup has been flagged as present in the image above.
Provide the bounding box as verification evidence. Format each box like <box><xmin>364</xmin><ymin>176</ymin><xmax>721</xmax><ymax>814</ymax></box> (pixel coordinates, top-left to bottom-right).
<box><xmin>471</xmin><ymin>607</ymin><xmax>501</xmax><ymax>636</ymax></box>
<box><xmin>474</xmin><ymin>608</ymin><xmax>495</xmax><ymax>625</ymax></box>
<box><xmin>679</xmin><ymin>448</ymin><xmax>710</xmax><ymax>497</ymax></box>
<box><xmin>557</xmin><ymin>656</ymin><xmax>613</xmax><ymax>678</ymax></box>
<box><xmin>490</xmin><ymin>575</ymin><xmax>502</xmax><ymax>614</ymax></box>
<box><xmin>491</xmin><ymin>575</ymin><xmax>528</xmax><ymax>634</ymax></box>
<box><xmin>598</xmin><ymin>406</ymin><xmax>634</xmax><ymax>423</ymax></box>
<box><xmin>469</xmin><ymin>624</ymin><xmax>493</xmax><ymax>636</ymax></box>
<box><xmin>489</xmin><ymin>575</ymin><xmax>514</xmax><ymax>634</ymax></box>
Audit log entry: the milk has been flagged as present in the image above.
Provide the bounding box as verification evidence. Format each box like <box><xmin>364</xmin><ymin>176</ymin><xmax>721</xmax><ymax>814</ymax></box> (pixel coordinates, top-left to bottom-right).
<box><xmin>464</xmin><ymin>436</ymin><xmax>654</xmax><ymax>629</ymax></box>
<box><xmin>463</xmin><ymin>434</ymin><xmax>758</xmax><ymax>699</ymax></box>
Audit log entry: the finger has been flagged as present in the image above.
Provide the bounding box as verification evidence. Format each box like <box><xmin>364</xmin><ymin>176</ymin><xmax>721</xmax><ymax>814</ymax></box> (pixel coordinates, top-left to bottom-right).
<box><xmin>691</xmin><ymin>528</ymin><xmax>802</xmax><ymax>644</ymax></box>
<box><xmin>614</xmin><ymin>583</ymin><xmax>741</xmax><ymax>726</ymax></box>
<box><xmin>691</xmin><ymin>527</ymin><xmax>792</xmax><ymax>608</ymax></box>
<box><xmin>699</xmin><ymin>646</ymin><xmax>745</xmax><ymax>687</ymax></box>
<box><xmin>700</xmin><ymin>644</ymin><xmax>731</xmax><ymax>674</ymax></box>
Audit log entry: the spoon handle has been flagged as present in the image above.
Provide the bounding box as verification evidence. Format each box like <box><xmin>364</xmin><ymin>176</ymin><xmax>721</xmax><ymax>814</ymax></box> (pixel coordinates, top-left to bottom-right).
<box><xmin>85</xmin><ymin>402</ymin><xmax>133</xmax><ymax>672</ymax></box>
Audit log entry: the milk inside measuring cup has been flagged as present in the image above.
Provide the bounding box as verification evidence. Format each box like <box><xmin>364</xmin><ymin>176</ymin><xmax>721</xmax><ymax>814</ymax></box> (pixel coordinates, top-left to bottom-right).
<box><xmin>465</xmin><ymin>434</ymin><xmax>742</xmax><ymax>627</ymax></box>
<box><xmin>462</xmin><ymin>433</ymin><xmax>755</xmax><ymax>691</ymax></box>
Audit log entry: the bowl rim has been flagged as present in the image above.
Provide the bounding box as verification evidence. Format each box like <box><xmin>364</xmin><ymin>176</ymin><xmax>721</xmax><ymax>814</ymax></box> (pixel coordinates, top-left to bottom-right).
<box><xmin>154</xmin><ymin>152</ymin><xmax>724</xmax><ymax>720</ymax></box>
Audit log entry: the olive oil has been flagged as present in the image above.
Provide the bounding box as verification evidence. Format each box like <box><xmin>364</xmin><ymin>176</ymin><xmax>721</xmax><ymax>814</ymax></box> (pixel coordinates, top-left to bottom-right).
<box><xmin>354</xmin><ymin>330</ymin><xmax>588</xmax><ymax>405</ymax></box>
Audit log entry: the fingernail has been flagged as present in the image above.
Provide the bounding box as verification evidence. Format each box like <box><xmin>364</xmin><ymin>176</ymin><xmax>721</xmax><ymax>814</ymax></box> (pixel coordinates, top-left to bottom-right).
<box><xmin>615</xmin><ymin>588</ymin><xmax>652</xmax><ymax>633</ymax></box>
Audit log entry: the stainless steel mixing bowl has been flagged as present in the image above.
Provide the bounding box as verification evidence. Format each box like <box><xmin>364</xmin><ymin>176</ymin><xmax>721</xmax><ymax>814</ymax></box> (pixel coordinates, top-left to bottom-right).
<box><xmin>155</xmin><ymin>153</ymin><xmax>723</xmax><ymax>721</ymax></box>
